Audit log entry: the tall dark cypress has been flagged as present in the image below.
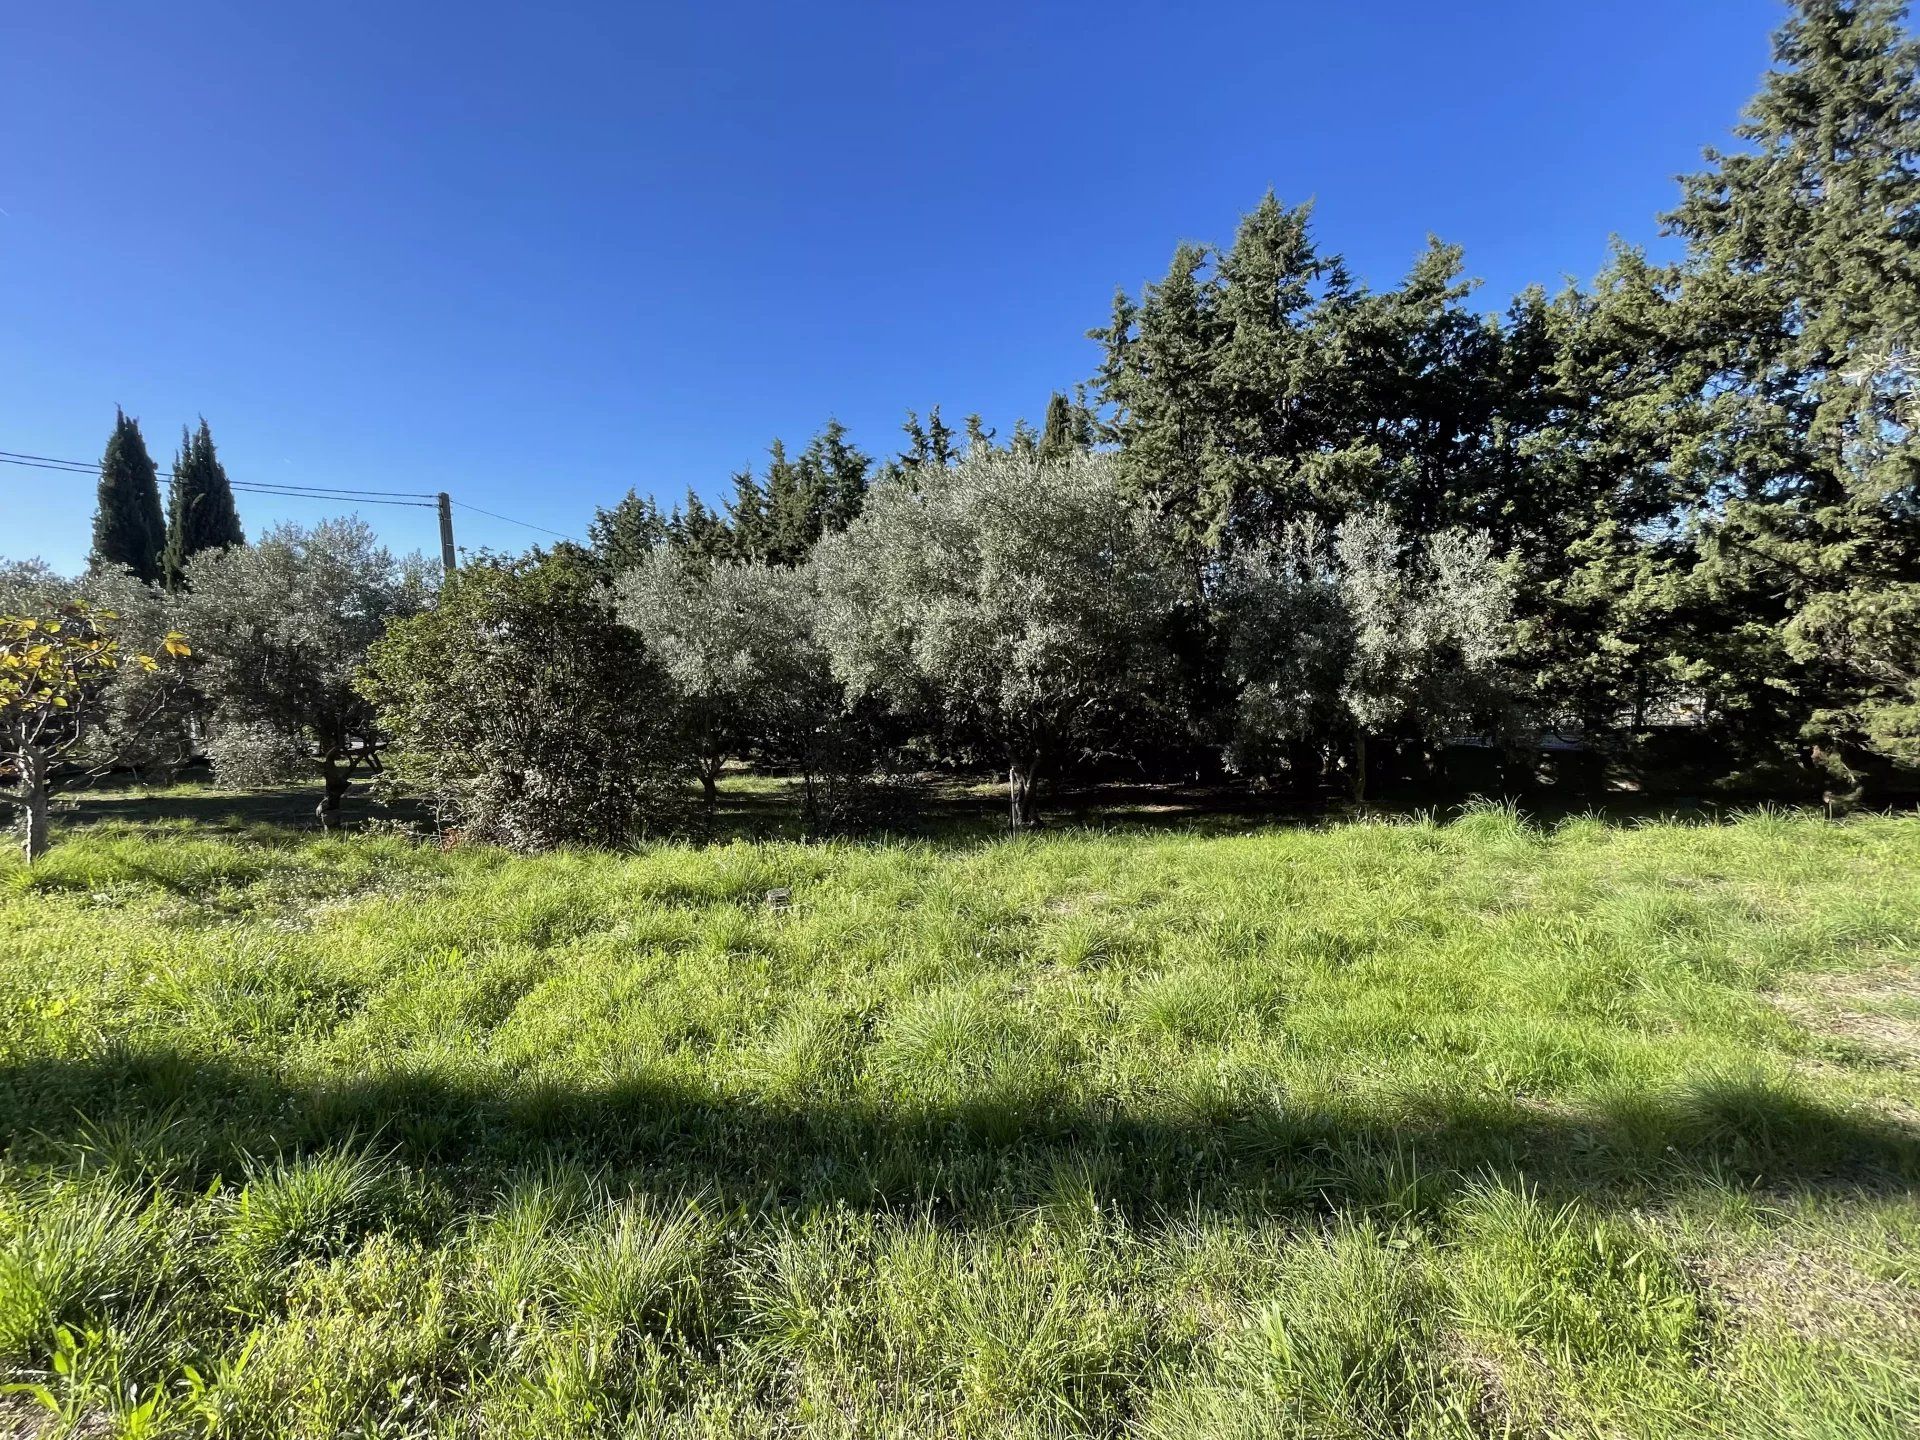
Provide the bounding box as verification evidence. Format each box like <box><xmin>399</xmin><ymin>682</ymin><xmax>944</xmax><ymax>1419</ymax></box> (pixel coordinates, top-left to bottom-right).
<box><xmin>163</xmin><ymin>418</ymin><xmax>245</xmax><ymax>588</ymax></box>
<box><xmin>88</xmin><ymin>408</ymin><xmax>167</xmax><ymax>583</ymax></box>
<box><xmin>1038</xmin><ymin>392</ymin><xmax>1075</xmax><ymax>461</ymax></box>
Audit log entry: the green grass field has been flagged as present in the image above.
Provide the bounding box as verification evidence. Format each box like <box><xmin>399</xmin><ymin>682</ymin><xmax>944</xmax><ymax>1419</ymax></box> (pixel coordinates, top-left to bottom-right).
<box><xmin>2</xmin><ymin>793</ymin><xmax>1918</xmax><ymax>1437</ymax></box>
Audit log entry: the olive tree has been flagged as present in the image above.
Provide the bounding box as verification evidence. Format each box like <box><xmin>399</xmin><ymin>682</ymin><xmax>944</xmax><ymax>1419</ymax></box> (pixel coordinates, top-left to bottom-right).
<box><xmin>615</xmin><ymin>549</ymin><xmax>809</xmax><ymax>807</ymax></box>
<box><xmin>358</xmin><ymin>551</ymin><xmax>680</xmax><ymax>850</ymax></box>
<box><xmin>178</xmin><ymin>519</ymin><xmax>433</xmax><ymax>828</ymax></box>
<box><xmin>1220</xmin><ymin>508</ymin><xmax>1514</xmax><ymax>802</ymax></box>
<box><xmin>614</xmin><ymin>550</ymin><xmax>897</xmax><ymax>832</ymax></box>
<box><xmin>812</xmin><ymin>449</ymin><xmax>1185</xmax><ymax>828</ymax></box>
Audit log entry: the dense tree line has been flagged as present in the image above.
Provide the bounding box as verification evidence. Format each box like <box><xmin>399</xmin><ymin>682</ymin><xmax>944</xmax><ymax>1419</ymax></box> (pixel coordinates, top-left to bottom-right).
<box><xmin>5</xmin><ymin>0</ymin><xmax>1915</xmax><ymax>855</ymax></box>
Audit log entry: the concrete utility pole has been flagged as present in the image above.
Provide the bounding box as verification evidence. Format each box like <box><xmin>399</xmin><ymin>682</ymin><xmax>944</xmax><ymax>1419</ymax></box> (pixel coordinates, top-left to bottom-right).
<box><xmin>436</xmin><ymin>492</ymin><xmax>456</xmax><ymax>574</ymax></box>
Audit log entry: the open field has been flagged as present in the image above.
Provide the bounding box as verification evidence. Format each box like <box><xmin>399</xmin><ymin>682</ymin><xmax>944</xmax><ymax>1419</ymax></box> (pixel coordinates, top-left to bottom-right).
<box><xmin>2</xmin><ymin>794</ymin><xmax>1919</xmax><ymax>1437</ymax></box>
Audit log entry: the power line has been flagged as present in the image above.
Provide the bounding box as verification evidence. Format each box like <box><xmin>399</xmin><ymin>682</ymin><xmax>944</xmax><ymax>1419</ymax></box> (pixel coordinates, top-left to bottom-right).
<box><xmin>0</xmin><ymin>449</ymin><xmax>100</xmax><ymax>471</ymax></box>
<box><xmin>0</xmin><ymin>456</ymin><xmax>97</xmax><ymax>475</ymax></box>
<box><xmin>4</xmin><ymin>443</ymin><xmax>580</xmax><ymax>544</ymax></box>
<box><xmin>0</xmin><ymin>447</ymin><xmax>438</xmax><ymax>498</ymax></box>
<box><xmin>0</xmin><ymin>456</ymin><xmax>436</xmax><ymax>508</ymax></box>
<box><xmin>453</xmin><ymin>499</ymin><xmax>577</xmax><ymax>541</ymax></box>
<box><xmin>227</xmin><ymin>485</ymin><xmax>435</xmax><ymax>506</ymax></box>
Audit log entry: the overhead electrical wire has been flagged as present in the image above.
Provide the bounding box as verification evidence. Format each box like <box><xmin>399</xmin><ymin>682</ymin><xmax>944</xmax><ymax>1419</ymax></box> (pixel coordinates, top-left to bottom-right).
<box><xmin>452</xmin><ymin>499</ymin><xmax>576</xmax><ymax>541</ymax></box>
<box><xmin>0</xmin><ymin>448</ymin><xmax>573</xmax><ymax>534</ymax></box>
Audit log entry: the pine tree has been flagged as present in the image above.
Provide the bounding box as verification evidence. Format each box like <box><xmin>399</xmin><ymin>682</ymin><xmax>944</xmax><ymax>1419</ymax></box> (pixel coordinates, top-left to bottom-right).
<box><xmin>162</xmin><ymin>418</ymin><xmax>245</xmax><ymax>588</ymax></box>
<box><xmin>723</xmin><ymin>465</ymin><xmax>769</xmax><ymax>562</ymax></box>
<box><xmin>672</xmin><ymin>490</ymin><xmax>734</xmax><ymax>562</ymax></box>
<box><xmin>89</xmin><ymin>408</ymin><xmax>167</xmax><ymax>583</ymax></box>
<box><xmin>1093</xmin><ymin>198</ymin><xmax>1372</xmax><ymax>548</ymax></box>
<box><xmin>1664</xmin><ymin>0</ymin><xmax>1920</xmax><ymax>769</ymax></box>
<box><xmin>805</xmin><ymin>419</ymin><xmax>872</xmax><ymax>534</ymax></box>
<box><xmin>587</xmin><ymin>489</ymin><xmax>670</xmax><ymax>574</ymax></box>
<box><xmin>758</xmin><ymin>439</ymin><xmax>817</xmax><ymax>565</ymax></box>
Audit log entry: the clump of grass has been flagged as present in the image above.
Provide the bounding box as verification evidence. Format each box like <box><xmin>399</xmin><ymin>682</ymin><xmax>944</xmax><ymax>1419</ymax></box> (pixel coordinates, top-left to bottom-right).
<box><xmin>1140</xmin><ymin>1220</ymin><xmax>1463</xmax><ymax>1440</ymax></box>
<box><xmin>556</xmin><ymin>1192</ymin><xmax>721</xmax><ymax>1344</ymax></box>
<box><xmin>0</xmin><ymin>1176</ymin><xmax>173</xmax><ymax>1363</ymax></box>
<box><xmin>218</xmin><ymin>1147</ymin><xmax>397</xmax><ymax>1282</ymax></box>
<box><xmin>1447</xmin><ymin>1180</ymin><xmax>1703</xmax><ymax>1367</ymax></box>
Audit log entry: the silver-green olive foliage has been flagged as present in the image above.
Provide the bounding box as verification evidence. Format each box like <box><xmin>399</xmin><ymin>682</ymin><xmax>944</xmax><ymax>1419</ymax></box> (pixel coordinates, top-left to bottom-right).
<box><xmin>812</xmin><ymin>448</ymin><xmax>1186</xmax><ymax>821</ymax></box>
<box><xmin>180</xmin><ymin>518</ymin><xmax>433</xmax><ymax>789</ymax></box>
<box><xmin>1220</xmin><ymin>509</ymin><xmax>1514</xmax><ymax>788</ymax></box>
<box><xmin>614</xmin><ymin>549</ymin><xmax>837</xmax><ymax>791</ymax></box>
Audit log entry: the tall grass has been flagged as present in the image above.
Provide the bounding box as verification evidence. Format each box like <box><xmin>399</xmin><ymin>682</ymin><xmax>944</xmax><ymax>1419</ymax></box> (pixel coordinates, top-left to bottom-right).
<box><xmin>0</xmin><ymin>802</ymin><xmax>1916</xmax><ymax>1435</ymax></box>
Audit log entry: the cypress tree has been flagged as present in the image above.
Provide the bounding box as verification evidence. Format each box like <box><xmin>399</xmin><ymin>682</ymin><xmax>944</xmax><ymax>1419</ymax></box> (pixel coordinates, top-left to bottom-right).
<box><xmin>88</xmin><ymin>408</ymin><xmax>167</xmax><ymax>583</ymax></box>
<box><xmin>723</xmin><ymin>464</ymin><xmax>770</xmax><ymax>562</ymax></box>
<box><xmin>672</xmin><ymin>489</ymin><xmax>734</xmax><ymax>562</ymax></box>
<box><xmin>587</xmin><ymin>489</ymin><xmax>670</xmax><ymax>575</ymax></box>
<box><xmin>163</xmin><ymin>418</ymin><xmax>245</xmax><ymax>588</ymax></box>
<box><xmin>1038</xmin><ymin>392</ymin><xmax>1075</xmax><ymax>461</ymax></box>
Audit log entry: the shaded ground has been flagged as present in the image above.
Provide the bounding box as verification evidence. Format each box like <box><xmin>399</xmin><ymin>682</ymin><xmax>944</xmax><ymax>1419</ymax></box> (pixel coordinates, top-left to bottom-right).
<box><xmin>40</xmin><ymin>770</ymin><xmax>1867</xmax><ymax>851</ymax></box>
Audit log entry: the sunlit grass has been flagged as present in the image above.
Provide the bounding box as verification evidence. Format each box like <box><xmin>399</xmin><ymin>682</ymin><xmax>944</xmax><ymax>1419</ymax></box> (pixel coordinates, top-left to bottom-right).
<box><xmin>1</xmin><ymin>796</ymin><xmax>1917</xmax><ymax>1435</ymax></box>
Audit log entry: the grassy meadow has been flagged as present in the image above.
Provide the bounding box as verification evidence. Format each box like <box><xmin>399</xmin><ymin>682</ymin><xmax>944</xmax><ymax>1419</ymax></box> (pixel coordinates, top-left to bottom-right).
<box><xmin>1</xmin><ymin>789</ymin><xmax>1918</xmax><ymax>1437</ymax></box>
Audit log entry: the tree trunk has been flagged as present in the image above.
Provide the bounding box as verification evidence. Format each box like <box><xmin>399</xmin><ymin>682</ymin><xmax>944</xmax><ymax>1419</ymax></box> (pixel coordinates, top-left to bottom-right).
<box><xmin>699</xmin><ymin>762</ymin><xmax>721</xmax><ymax>839</ymax></box>
<box><xmin>800</xmin><ymin>769</ymin><xmax>819</xmax><ymax>837</ymax></box>
<box><xmin>316</xmin><ymin>758</ymin><xmax>351</xmax><ymax>831</ymax></box>
<box><xmin>1009</xmin><ymin>755</ymin><xmax>1041</xmax><ymax>832</ymax></box>
<box><xmin>1351</xmin><ymin>730</ymin><xmax>1369</xmax><ymax>806</ymax></box>
<box><xmin>18</xmin><ymin>745</ymin><xmax>50</xmax><ymax>863</ymax></box>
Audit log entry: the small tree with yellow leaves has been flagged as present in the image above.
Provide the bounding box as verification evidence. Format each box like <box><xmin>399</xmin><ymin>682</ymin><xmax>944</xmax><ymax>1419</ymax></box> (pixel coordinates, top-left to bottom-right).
<box><xmin>1</xmin><ymin>602</ymin><xmax>190</xmax><ymax>861</ymax></box>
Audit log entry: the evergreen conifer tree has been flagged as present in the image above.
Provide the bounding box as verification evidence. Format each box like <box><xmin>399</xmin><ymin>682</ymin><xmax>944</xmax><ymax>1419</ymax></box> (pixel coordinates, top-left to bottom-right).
<box><xmin>163</xmin><ymin>419</ymin><xmax>245</xmax><ymax>588</ymax></box>
<box><xmin>88</xmin><ymin>409</ymin><xmax>167</xmax><ymax>583</ymax></box>
<box><xmin>1665</xmin><ymin>0</ymin><xmax>1920</xmax><ymax>768</ymax></box>
<box><xmin>587</xmin><ymin>490</ymin><xmax>670</xmax><ymax>574</ymax></box>
<box><xmin>1038</xmin><ymin>393</ymin><xmax>1075</xmax><ymax>461</ymax></box>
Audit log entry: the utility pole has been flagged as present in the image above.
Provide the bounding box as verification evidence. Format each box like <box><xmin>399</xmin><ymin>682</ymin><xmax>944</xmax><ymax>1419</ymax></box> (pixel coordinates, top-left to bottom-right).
<box><xmin>436</xmin><ymin>492</ymin><xmax>456</xmax><ymax>575</ymax></box>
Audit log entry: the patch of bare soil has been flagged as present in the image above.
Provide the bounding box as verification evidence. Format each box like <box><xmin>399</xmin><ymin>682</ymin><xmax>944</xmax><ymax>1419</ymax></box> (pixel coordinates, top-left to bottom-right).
<box><xmin>0</xmin><ymin>1393</ymin><xmax>112</xmax><ymax>1439</ymax></box>
<box><xmin>1694</xmin><ymin>1239</ymin><xmax>1920</xmax><ymax>1347</ymax></box>
<box><xmin>1774</xmin><ymin>965</ymin><xmax>1920</xmax><ymax>1068</ymax></box>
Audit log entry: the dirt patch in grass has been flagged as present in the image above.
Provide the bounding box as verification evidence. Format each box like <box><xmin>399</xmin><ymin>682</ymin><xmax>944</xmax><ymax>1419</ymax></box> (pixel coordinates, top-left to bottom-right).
<box><xmin>1440</xmin><ymin>1334</ymin><xmax>1520</xmax><ymax>1435</ymax></box>
<box><xmin>1775</xmin><ymin>965</ymin><xmax>1920</xmax><ymax>1068</ymax></box>
<box><xmin>1695</xmin><ymin>1238</ymin><xmax>1920</xmax><ymax>1347</ymax></box>
<box><xmin>0</xmin><ymin>1395</ymin><xmax>112</xmax><ymax>1439</ymax></box>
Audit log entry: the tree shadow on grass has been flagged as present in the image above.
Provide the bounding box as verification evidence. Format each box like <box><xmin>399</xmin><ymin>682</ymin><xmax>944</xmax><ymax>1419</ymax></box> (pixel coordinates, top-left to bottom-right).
<box><xmin>4</xmin><ymin>1047</ymin><xmax>1914</xmax><ymax>1228</ymax></box>
<box><xmin>59</xmin><ymin>781</ymin><xmax>429</xmax><ymax>839</ymax></box>
<box><xmin>50</xmin><ymin>772</ymin><xmax>1894</xmax><ymax>861</ymax></box>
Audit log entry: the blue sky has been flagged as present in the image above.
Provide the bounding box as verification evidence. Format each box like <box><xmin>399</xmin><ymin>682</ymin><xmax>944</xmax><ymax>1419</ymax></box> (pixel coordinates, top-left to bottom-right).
<box><xmin>4</xmin><ymin>0</ymin><xmax>1783</xmax><ymax>571</ymax></box>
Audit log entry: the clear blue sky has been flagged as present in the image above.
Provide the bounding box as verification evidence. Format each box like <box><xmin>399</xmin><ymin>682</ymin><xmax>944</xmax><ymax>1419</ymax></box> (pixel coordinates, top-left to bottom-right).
<box><xmin>4</xmin><ymin>0</ymin><xmax>1785</xmax><ymax>571</ymax></box>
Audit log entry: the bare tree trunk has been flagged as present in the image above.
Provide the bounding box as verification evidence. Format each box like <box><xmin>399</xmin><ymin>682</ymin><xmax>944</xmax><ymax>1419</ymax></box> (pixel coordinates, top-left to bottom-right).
<box><xmin>316</xmin><ymin>757</ymin><xmax>351</xmax><ymax>831</ymax></box>
<box><xmin>19</xmin><ymin>744</ymin><xmax>50</xmax><ymax>863</ymax></box>
<box><xmin>1009</xmin><ymin>755</ymin><xmax>1040</xmax><ymax>832</ymax></box>
<box><xmin>800</xmin><ymin>768</ymin><xmax>819</xmax><ymax>837</ymax></box>
<box><xmin>698</xmin><ymin>761</ymin><xmax>721</xmax><ymax>840</ymax></box>
<box><xmin>1351</xmin><ymin>730</ymin><xmax>1369</xmax><ymax>806</ymax></box>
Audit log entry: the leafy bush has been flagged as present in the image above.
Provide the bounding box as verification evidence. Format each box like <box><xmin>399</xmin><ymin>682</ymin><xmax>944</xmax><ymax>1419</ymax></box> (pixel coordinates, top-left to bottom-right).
<box><xmin>358</xmin><ymin>552</ymin><xmax>681</xmax><ymax>849</ymax></box>
<box><xmin>203</xmin><ymin>717</ymin><xmax>311</xmax><ymax>789</ymax></box>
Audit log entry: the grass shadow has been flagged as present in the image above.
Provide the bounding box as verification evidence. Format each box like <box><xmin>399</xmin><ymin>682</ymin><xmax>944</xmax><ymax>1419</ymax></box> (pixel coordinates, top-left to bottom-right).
<box><xmin>6</xmin><ymin>1047</ymin><xmax>1914</xmax><ymax>1229</ymax></box>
